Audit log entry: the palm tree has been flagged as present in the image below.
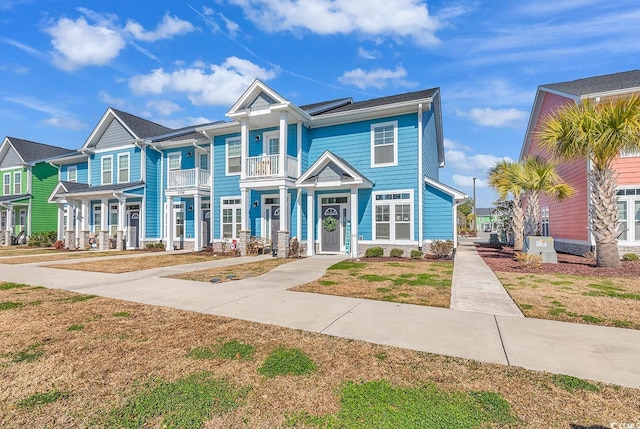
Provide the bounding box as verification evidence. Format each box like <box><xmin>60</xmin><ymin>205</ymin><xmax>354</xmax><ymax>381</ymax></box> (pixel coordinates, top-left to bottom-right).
<box><xmin>521</xmin><ymin>155</ymin><xmax>575</xmax><ymax>237</ymax></box>
<box><xmin>488</xmin><ymin>160</ymin><xmax>527</xmax><ymax>251</ymax></box>
<box><xmin>538</xmin><ymin>95</ymin><xmax>640</xmax><ymax>268</ymax></box>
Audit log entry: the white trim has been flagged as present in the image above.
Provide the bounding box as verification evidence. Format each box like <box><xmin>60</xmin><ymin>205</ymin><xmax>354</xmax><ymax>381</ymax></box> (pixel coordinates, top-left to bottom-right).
<box><xmin>101</xmin><ymin>155</ymin><xmax>113</xmax><ymax>185</ymax></box>
<box><xmin>263</xmin><ymin>130</ymin><xmax>280</xmax><ymax>155</ymax></box>
<box><xmin>372</xmin><ymin>189</ymin><xmax>414</xmax><ymax>242</ymax></box>
<box><xmin>220</xmin><ymin>196</ymin><xmax>242</xmax><ymax>240</ymax></box>
<box><xmin>225</xmin><ymin>136</ymin><xmax>241</xmax><ymax>176</ymax></box>
<box><xmin>92</xmin><ymin>144</ymin><xmax>136</xmax><ymax>154</ymax></box>
<box><xmin>370</xmin><ymin>120</ymin><xmax>398</xmax><ymax>168</ymax></box>
<box><xmin>3</xmin><ymin>173</ymin><xmax>10</xmax><ymax>195</ymax></box>
<box><xmin>13</xmin><ymin>171</ymin><xmax>21</xmax><ymax>195</ymax></box>
<box><xmin>67</xmin><ymin>165</ymin><xmax>77</xmax><ymax>182</ymax></box>
<box><xmin>417</xmin><ymin>103</ymin><xmax>424</xmax><ymax>245</ymax></box>
<box><xmin>117</xmin><ymin>152</ymin><xmax>130</xmax><ymax>184</ymax></box>
<box><xmin>167</xmin><ymin>152</ymin><xmax>181</xmax><ymax>171</ymax></box>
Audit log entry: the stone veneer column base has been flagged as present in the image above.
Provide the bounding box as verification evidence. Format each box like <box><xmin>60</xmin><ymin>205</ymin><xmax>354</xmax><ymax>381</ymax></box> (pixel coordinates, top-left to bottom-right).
<box><xmin>116</xmin><ymin>231</ymin><xmax>124</xmax><ymax>251</ymax></box>
<box><xmin>65</xmin><ymin>230</ymin><xmax>76</xmax><ymax>250</ymax></box>
<box><xmin>238</xmin><ymin>230</ymin><xmax>251</xmax><ymax>256</ymax></box>
<box><xmin>99</xmin><ymin>231</ymin><xmax>110</xmax><ymax>250</ymax></box>
<box><xmin>3</xmin><ymin>231</ymin><xmax>10</xmax><ymax>246</ymax></box>
<box><xmin>78</xmin><ymin>231</ymin><xmax>90</xmax><ymax>250</ymax></box>
<box><xmin>277</xmin><ymin>230</ymin><xmax>290</xmax><ymax>258</ymax></box>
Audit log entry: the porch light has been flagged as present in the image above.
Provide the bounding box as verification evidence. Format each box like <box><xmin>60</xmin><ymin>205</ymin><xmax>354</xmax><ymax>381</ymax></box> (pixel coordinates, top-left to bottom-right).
<box><xmin>255</xmin><ymin>135</ymin><xmax>260</xmax><ymax>142</ymax></box>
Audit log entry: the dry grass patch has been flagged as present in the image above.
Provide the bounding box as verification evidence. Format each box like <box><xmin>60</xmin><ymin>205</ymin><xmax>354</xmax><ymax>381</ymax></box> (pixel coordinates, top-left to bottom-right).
<box><xmin>292</xmin><ymin>259</ymin><xmax>452</xmax><ymax>307</ymax></box>
<box><xmin>0</xmin><ymin>247</ymin><xmax>58</xmax><ymax>257</ymax></box>
<box><xmin>0</xmin><ymin>282</ymin><xmax>637</xmax><ymax>428</ymax></box>
<box><xmin>170</xmin><ymin>258</ymin><xmax>294</xmax><ymax>282</ymax></box>
<box><xmin>0</xmin><ymin>250</ymin><xmax>139</xmax><ymax>265</ymax></box>
<box><xmin>45</xmin><ymin>253</ymin><xmax>230</xmax><ymax>273</ymax></box>
<box><xmin>498</xmin><ymin>272</ymin><xmax>640</xmax><ymax>329</ymax></box>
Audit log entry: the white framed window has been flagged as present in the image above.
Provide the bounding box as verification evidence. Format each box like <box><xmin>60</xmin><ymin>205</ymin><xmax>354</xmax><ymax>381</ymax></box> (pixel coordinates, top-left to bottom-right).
<box><xmin>174</xmin><ymin>202</ymin><xmax>185</xmax><ymax>239</ymax></box>
<box><xmin>168</xmin><ymin>153</ymin><xmax>181</xmax><ymax>171</ymax></box>
<box><xmin>371</xmin><ymin>121</ymin><xmax>398</xmax><ymax>167</ymax></box>
<box><xmin>373</xmin><ymin>190</ymin><xmax>413</xmax><ymax>241</ymax></box>
<box><xmin>102</xmin><ymin>156</ymin><xmax>113</xmax><ymax>185</ymax></box>
<box><xmin>109</xmin><ymin>204</ymin><xmax>118</xmax><ymax>236</ymax></box>
<box><xmin>13</xmin><ymin>171</ymin><xmax>21</xmax><ymax>194</ymax></box>
<box><xmin>200</xmin><ymin>153</ymin><xmax>209</xmax><ymax>171</ymax></box>
<box><xmin>221</xmin><ymin>197</ymin><xmax>242</xmax><ymax>239</ymax></box>
<box><xmin>3</xmin><ymin>173</ymin><xmax>10</xmax><ymax>195</ymax></box>
<box><xmin>67</xmin><ymin>166</ymin><xmax>77</xmax><ymax>182</ymax></box>
<box><xmin>617</xmin><ymin>188</ymin><xmax>640</xmax><ymax>243</ymax></box>
<box><xmin>621</xmin><ymin>149</ymin><xmax>640</xmax><ymax>158</ymax></box>
<box><xmin>263</xmin><ymin>131</ymin><xmax>280</xmax><ymax>155</ymax></box>
<box><xmin>541</xmin><ymin>206</ymin><xmax>550</xmax><ymax>237</ymax></box>
<box><xmin>93</xmin><ymin>205</ymin><xmax>101</xmax><ymax>233</ymax></box>
<box><xmin>226</xmin><ymin>137</ymin><xmax>241</xmax><ymax>175</ymax></box>
<box><xmin>118</xmin><ymin>153</ymin><xmax>129</xmax><ymax>183</ymax></box>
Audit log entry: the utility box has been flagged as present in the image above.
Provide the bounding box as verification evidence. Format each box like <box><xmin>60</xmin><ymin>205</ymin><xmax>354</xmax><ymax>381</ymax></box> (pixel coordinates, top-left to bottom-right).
<box><xmin>523</xmin><ymin>236</ymin><xmax>558</xmax><ymax>263</ymax></box>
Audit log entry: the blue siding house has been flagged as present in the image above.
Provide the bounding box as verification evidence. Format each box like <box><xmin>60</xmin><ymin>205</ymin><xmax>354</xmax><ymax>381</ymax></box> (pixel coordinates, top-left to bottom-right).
<box><xmin>46</xmin><ymin>81</ymin><xmax>465</xmax><ymax>256</ymax></box>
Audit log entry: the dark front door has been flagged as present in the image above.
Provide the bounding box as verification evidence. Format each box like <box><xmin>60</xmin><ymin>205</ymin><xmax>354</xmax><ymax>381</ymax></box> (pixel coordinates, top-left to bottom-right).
<box><xmin>202</xmin><ymin>209</ymin><xmax>211</xmax><ymax>246</ymax></box>
<box><xmin>270</xmin><ymin>206</ymin><xmax>280</xmax><ymax>248</ymax></box>
<box><xmin>128</xmin><ymin>211</ymin><xmax>139</xmax><ymax>248</ymax></box>
<box><xmin>321</xmin><ymin>205</ymin><xmax>340</xmax><ymax>252</ymax></box>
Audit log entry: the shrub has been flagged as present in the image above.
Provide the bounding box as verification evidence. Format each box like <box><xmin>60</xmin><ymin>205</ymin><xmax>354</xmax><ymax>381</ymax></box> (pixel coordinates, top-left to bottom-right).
<box><xmin>389</xmin><ymin>248</ymin><xmax>404</xmax><ymax>258</ymax></box>
<box><xmin>145</xmin><ymin>243</ymin><xmax>156</xmax><ymax>249</ymax></box>
<box><xmin>155</xmin><ymin>242</ymin><xmax>165</xmax><ymax>249</ymax></box>
<box><xmin>365</xmin><ymin>247</ymin><xmax>384</xmax><ymax>258</ymax></box>
<box><xmin>53</xmin><ymin>240</ymin><xmax>64</xmax><ymax>249</ymax></box>
<box><xmin>28</xmin><ymin>231</ymin><xmax>58</xmax><ymax>247</ymax></box>
<box><xmin>429</xmin><ymin>240</ymin><xmax>454</xmax><ymax>259</ymax></box>
<box><xmin>622</xmin><ymin>253</ymin><xmax>639</xmax><ymax>261</ymax></box>
<box><xmin>514</xmin><ymin>252</ymin><xmax>542</xmax><ymax>268</ymax></box>
<box><xmin>410</xmin><ymin>250</ymin><xmax>423</xmax><ymax>259</ymax></box>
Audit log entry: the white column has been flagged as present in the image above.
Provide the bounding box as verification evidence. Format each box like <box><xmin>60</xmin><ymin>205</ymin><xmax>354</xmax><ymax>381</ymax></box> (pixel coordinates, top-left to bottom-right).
<box><xmin>74</xmin><ymin>201</ymin><xmax>81</xmax><ymax>237</ymax></box>
<box><xmin>57</xmin><ymin>204</ymin><xmax>65</xmax><ymax>240</ymax></box>
<box><xmin>296</xmin><ymin>189</ymin><xmax>302</xmax><ymax>241</ymax></box>
<box><xmin>297</xmin><ymin>122</ymin><xmax>302</xmax><ymax>177</ymax></box>
<box><xmin>81</xmin><ymin>199</ymin><xmax>90</xmax><ymax>231</ymax></box>
<box><xmin>306</xmin><ymin>190</ymin><xmax>314</xmax><ymax>256</ymax></box>
<box><xmin>140</xmin><ymin>196</ymin><xmax>146</xmax><ymax>245</ymax></box>
<box><xmin>6</xmin><ymin>205</ymin><xmax>14</xmax><ymax>233</ymax></box>
<box><xmin>118</xmin><ymin>199</ymin><xmax>126</xmax><ymax>231</ymax></box>
<box><xmin>279</xmin><ymin>185</ymin><xmax>288</xmax><ymax>231</ymax></box>
<box><xmin>194</xmin><ymin>194</ymin><xmax>202</xmax><ymax>251</ymax></box>
<box><xmin>279</xmin><ymin>113</ymin><xmax>288</xmax><ymax>177</ymax></box>
<box><xmin>240</xmin><ymin>187</ymin><xmax>248</xmax><ymax>231</ymax></box>
<box><xmin>101</xmin><ymin>199</ymin><xmax>108</xmax><ymax>231</ymax></box>
<box><xmin>350</xmin><ymin>187</ymin><xmax>359</xmax><ymax>258</ymax></box>
<box><xmin>65</xmin><ymin>203</ymin><xmax>73</xmax><ymax>232</ymax></box>
<box><xmin>166</xmin><ymin>196</ymin><xmax>173</xmax><ymax>251</ymax></box>
<box><xmin>240</xmin><ymin>119</ymin><xmax>248</xmax><ymax>180</ymax></box>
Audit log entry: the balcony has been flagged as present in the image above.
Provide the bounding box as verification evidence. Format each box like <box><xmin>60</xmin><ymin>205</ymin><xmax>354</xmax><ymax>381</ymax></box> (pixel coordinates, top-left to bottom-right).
<box><xmin>167</xmin><ymin>168</ymin><xmax>210</xmax><ymax>189</ymax></box>
<box><xmin>246</xmin><ymin>154</ymin><xmax>299</xmax><ymax>179</ymax></box>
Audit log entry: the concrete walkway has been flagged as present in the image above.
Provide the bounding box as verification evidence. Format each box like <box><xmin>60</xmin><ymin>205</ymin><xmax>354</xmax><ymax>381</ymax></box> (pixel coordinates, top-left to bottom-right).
<box><xmin>0</xmin><ymin>250</ymin><xmax>639</xmax><ymax>389</ymax></box>
<box><xmin>451</xmin><ymin>238</ymin><xmax>523</xmax><ymax>316</ymax></box>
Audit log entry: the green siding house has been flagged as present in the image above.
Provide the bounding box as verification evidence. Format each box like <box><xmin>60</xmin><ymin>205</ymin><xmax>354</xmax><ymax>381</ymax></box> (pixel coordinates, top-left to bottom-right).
<box><xmin>0</xmin><ymin>137</ymin><xmax>73</xmax><ymax>244</ymax></box>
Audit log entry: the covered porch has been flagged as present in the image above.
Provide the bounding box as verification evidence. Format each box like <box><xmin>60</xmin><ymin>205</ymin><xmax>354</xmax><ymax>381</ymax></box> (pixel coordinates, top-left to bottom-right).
<box><xmin>0</xmin><ymin>194</ymin><xmax>31</xmax><ymax>245</ymax></box>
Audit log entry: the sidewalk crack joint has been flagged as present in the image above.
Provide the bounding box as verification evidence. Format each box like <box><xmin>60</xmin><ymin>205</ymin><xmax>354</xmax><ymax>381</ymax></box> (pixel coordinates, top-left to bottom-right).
<box><xmin>320</xmin><ymin>300</ymin><xmax>364</xmax><ymax>333</ymax></box>
<box><xmin>494</xmin><ymin>315</ymin><xmax>510</xmax><ymax>366</ymax></box>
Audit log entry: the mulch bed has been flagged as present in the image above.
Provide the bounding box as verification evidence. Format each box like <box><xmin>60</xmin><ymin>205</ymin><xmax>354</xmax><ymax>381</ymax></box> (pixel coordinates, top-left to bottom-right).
<box><xmin>476</xmin><ymin>243</ymin><xmax>640</xmax><ymax>278</ymax></box>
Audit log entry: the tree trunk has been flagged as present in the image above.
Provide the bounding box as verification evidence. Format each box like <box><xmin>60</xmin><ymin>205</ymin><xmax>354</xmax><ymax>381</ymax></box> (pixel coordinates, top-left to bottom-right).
<box><xmin>524</xmin><ymin>191</ymin><xmax>540</xmax><ymax>237</ymax></box>
<box><xmin>589</xmin><ymin>167</ymin><xmax>620</xmax><ymax>268</ymax></box>
<box><xmin>512</xmin><ymin>194</ymin><xmax>525</xmax><ymax>251</ymax></box>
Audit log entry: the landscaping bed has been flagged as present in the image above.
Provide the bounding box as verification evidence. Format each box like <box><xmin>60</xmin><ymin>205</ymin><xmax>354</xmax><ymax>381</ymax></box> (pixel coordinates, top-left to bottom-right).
<box><xmin>0</xmin><ymin>282</ymin><xmax>637</xmax><ymax>428</ymax></box>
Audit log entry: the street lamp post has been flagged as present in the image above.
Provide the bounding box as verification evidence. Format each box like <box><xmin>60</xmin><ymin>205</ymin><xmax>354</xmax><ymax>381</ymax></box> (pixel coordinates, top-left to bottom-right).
<box><xmin>472</xmin><ymin>177</ymin><xmax>477</xmax><ymax>234</ymax></box>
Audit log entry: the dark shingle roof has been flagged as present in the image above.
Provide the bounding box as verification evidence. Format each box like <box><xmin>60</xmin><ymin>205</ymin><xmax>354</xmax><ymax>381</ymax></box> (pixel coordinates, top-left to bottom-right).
<box><xmin>0</xmin><ymin>193</ymin><xmax>30</xmax><ymax>203</ymax></box>
<box><xmin>7</xmin><ymin>137</ymin><xmax>74</xmax><ymax>163</ymax></box>
<box><xmin>314</xmin><ymin>88</ymin><xmax>438</xmax><ymax>115</ymax></box>
<box><xmin>58</xmin><ymin>180</ymin><xmax>145</xmax><ymax>195</ymax></box>
<box><xmin>542</xmin><ymin>70</ymin><xmax>640</xmax><ymax>97</ymax></box>
<box><xmin>476</xmin><ymin>207</ymin><xmax>495</xmax><ymax>216</ymax></box>
<box><xmin>110</xmin><ymin>108</ymin><xmax>173</xmax><ymax>138</ymax></box>
<box><xmin>299</xmin><ymin>98</ymin><xmax>353</xmax><ymax>116</ymax></box>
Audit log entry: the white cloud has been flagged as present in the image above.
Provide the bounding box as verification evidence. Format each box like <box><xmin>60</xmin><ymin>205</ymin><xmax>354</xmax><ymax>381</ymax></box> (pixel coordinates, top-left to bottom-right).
<box><xmin>98</xmin><ymin>90</ymin><xmax>129</xmax><ymax>108</ymax></box>
<box><xmin>42</xmin><ymin>117</ymin><xmax>87</xmax><ymax>131</ymax></box>
<box><xmin>147</xmin><ymin>100</ymin><xmax>183</xmax><ymax>116</ymax></box>
<box><xmin>219</xmin><ymin>13</ymin><xmax>240</xmax><ymax>38</ymax></box>
<box><xmin>444</xmin><ymin>138</ymin><xmax>471</xmax><ymax>151</ymax></box>
<box><xmin>452</xmin><ymin>174</ymin><xmax>488</xmax><ymax>188</ymax></box>
<box><xmin>125</xmin><ymin>13</ymin><xmax>195</xmax><ymax>42</ymax></box>
<box><xmin>229</xmin><ymin>0</ymin><xmax>442</xmax><ymax>46</ymax></box>
<box><xmin>4</xmin><ymin>95</ymin><xmax>88</xmax><ymax>130</ymax></box>
<box><xmin>339</xmin><ymin>66</ymin><xmax>415</xmax><ymax>89</ymax></box>
<box><xmin>446</xmin><ymin>149</ymin><xmax>513</xmax><ymax>173</ymax></box>
<box><xmin>160</xmin><ymin>116</ymin><xmax>216</xmax><ymax>129</ymax></box>
<box><xmin>357</xmin><ymin>46</ymin><xmax>381</xmax><ymax>60</ymax></box>
<box><xmin>456</xmin><ymin>107</ymin><xmax>527</xmax><ymax>127</ymax></box>
<box><xmin>0</xmin><ymin>63</ymin><xmax>28</xmax><ymax>74</ymax></box>
<box><xmin>1</xmin><ymin>37</ymin><xmax>46</xmax><ymax>60</ymax></box>
<box><xmin>129</xmin><ymin>57</ymin><xmax>277</xmax><ymax>106</ymax></box>
<box><xmin>447</xmin><ymin>79</ymin><xmax>534</xmax><ymax>107</ymax></box>
<box><xmin>45</xmin><ymin>16</ymin><xmax>126</xmax><ymax>70</ymax></box>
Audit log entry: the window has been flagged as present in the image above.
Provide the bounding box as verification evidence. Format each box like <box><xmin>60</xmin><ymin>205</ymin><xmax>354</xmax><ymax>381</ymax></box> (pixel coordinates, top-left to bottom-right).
<box><xmin>226</xmin><ymin>137</ymin><xmax>241</xmax><ymax>175</ymax></box>
<box><xmin>110</xmin><ymin>204</ymin><xmax>118</xmax><ymax>236</ymax></box>
<box><xmin>221</xmin><ymin>198</ymin><xmax>242</xmax><ymax>239</ymax></box>
<box><xmin>93</xmin><ymin>205</ymin><xmax>101</xmax><ymax>233</ymax></box>
<box><xmin>373</xmin><ymin>191</ymin><xmax>412</xmax><ymax>240</ymax></box>
<box><xmin>3</xmin><ymin>174</ymin><xmax>9</xmax><ymax>195</ymax></box>
<box><xmin>200</xmin><ymin>153</ymin><xmax>209</xmax><ymax>171</ymax></box>
<box><xmin>371</xmin><ymin>121</ymin><xmax>398</xmax><ymax>167</ymax></box>
<box><xmin>621</xmin><ymin>149</ymin><xmax>640</xmax><ymax>158</ymax></box>
<box><xmin>13</xmin><ymin>172</ymin><xmax>21</xmax><ymax>194</ymax></box>
<box><xmin>541</xmin><ymin>207</ymin><xmax>550</xmax><ymax>237</ymax></box>
<box><xmin>67</xmin><ymin>166</ymin><xmax>77</xmax><ymax>182</ymax></box>
<box><xmin>102</xmin><ymin>156</ymin><xmax>113</xmax><ymax>185</ymax></box>
<box><xmin>168</xmin><ymin>153</ymin><xmax>181</xmax><ymax>171</ymax></box>
<box><xmin>173</xmin><ymin>203</ymin><xmax>185</xmax><ymax>239</ymax></box>
<box><xmin>118</xmin><ymin>153</ymin><xmax>129</xmax><ymax>183</ymax></box>
<box><xmin>264</xmin><ymin>132</ymin><xmax>279</xmax><ymax>155</ymax></box>
<box><xmin>617</xmin><ymin>189</ymin><xmax>640</xmax><ymax>243</ymax></box>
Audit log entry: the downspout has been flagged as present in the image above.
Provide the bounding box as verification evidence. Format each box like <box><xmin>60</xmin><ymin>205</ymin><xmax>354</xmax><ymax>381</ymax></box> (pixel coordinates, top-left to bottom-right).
<box><xmin>417</xmin><ymin>103</ymin><xmax>424</xmax><ymax>250</ymax></box>
<box><xmin>452</xmin><ymin>198</ymin><xmax>468</xmax><ymax>250</ymax></box>
<box><xmin>199</xmin><ymin>130</ymin><xmax>214</xmax><ymax>244</ymax></box>
<box><xmin>148</xmin><ymin>143</ymin><xmax>164</xmax><ymax>242</ymax></box>
<box><xmin>133</xmin><ymin>139</ymin><xmax>146</xmax><ymax>245</ymax></box>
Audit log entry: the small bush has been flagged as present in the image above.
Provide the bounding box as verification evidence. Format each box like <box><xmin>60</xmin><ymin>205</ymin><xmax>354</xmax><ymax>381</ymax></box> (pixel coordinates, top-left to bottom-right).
<box><xmin>365</xmin><ymin>247</ymin><xmax>384</xmax><ymax>258</ymax></box>
<box><xmin>53</xmin><ymin>240</ymin><xmax>64</xmax><ymax>249</ymax></box>
<box><xmin>410</xmin><ymin>250</ymin><xmax>423</xmax><ymax>259</ymax></box>
<box><xmin>155</xmin><ymin>242</ymin><xmax>165</xmax><ymax>249</ymax></box>
<box><xmin>429</xmin><ymin>240</ymin><xmax>454</xmax><ymax>259</ymax></box>
<box><xmin>622</xmin><ymin>253</ymin><xmax>639</xmax><ymax>261</ymax></box>
<box><xmin>389</xmin><ymin>248</ymin><xmax>404</xmax><ymax>258</ymax></box>
<box><xmin>28</xmin><ymin>231</ymin><xmax>57</xmax><ymax>247</ymax></box>
<box><xmin>145</xmin><ymin>243</ymin><xmax>155</xmax><ymax>249</ymax></box>
<box><xmin>514</xmin><ymin>252</ymin><xmax>542</xmax><ymax>268</ymax></box>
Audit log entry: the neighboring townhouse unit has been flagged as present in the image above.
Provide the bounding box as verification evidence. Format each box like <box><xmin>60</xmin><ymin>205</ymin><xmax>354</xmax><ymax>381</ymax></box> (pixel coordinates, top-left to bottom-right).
<box><xmin>197</xmin><ymin>80</ymin><xmax>465</xmax><ymax>257</ymax></box>
<box><xmin>49</xmin><ymin>108</ymin><xmax>173</xmax><ymax>250</ymax></box>
<box><xmin>521</xmin><ymin>70</ymin><xmax>640</xmax><ymax>255</ymax></box>
<box><xmin>476</xmin><ymin>207</ymin><xmax>497</xmax><ymax>232</ymax></box>
<box><xmin>0</xmin><ymin>137</ymin><xmax>73</xmax><ymax>245</ymax></box>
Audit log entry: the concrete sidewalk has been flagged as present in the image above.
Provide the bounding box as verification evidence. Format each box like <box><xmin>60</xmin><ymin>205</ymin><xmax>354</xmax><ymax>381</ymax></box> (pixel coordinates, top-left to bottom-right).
<box><xmin>1</xmin><ymin>252</ymin><xmax>639</xmax><ymax>389</ymax></box>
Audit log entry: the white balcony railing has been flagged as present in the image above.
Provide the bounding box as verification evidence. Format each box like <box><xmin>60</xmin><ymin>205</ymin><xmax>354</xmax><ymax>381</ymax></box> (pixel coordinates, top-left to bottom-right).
<box><xmin>246</xmin><ymin>154</ymin><xmax>299</xmax><ymax>179</ymax></box>
<box><xmin>167</xmin><ymin>168</ymin><xmax>210</xmax><ymax>189</ymax></box>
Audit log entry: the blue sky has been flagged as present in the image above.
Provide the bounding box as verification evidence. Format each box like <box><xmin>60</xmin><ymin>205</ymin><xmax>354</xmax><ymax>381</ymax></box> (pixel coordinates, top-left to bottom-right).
<box><xmin>1</xmin><ymin>0</ymin><xmax>638</xmax><ymax>206</ymax></box>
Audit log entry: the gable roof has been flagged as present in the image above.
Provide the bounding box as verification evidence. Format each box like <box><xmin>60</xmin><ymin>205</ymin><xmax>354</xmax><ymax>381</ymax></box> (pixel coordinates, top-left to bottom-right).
<box><xmin>3</xmin><ymin>137</ymin><xmax>73</xmax><ymax>164</ymax></box>
<box><xmin>296</xmin><ymin>150</ymin><xmax>373</xmax><ymax>189</ymax></box>
<box><xmin>476</xmin><ymin>207</ymin><xmax>495</xmax><ymax>217</ymax></box>
<box><xmin>49</xmin><ymin>180</ymin><xmax>145</xmax><ymax>201</ymax></box>
<box><xmin>313</xmin><ymin>89</ymin><xmax>439</xmax><ymax>116</ymax></box>
<box><xmin>424</xmin><ymin>176</ymin><xmax>466</xmax><ymax>201</ymax></box>
<box><xmin>541</xmin><ymin>70</ymin><xmax>640</xmax><ymax>98</ymax></box>
<box><xmin>110</xmin><ymin>108</ymin><xmax>173</xmax><ymax>138</ymax></box>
